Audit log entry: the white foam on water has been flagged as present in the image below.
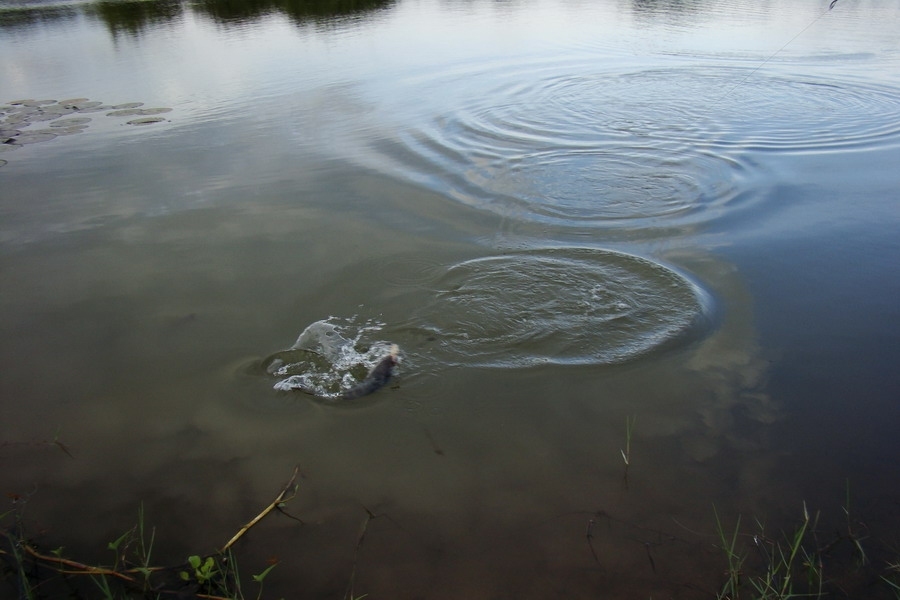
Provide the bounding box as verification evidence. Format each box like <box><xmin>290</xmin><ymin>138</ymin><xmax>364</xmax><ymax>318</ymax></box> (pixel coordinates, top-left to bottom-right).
<box><xmin>269</xmin><ymin>316</ymin><xmax>395</xmax><ymax>398</ymax></box>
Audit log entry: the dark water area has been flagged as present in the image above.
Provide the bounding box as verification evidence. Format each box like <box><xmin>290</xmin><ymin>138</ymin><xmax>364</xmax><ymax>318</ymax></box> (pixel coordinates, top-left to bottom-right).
<box><xmin>2</xmin><ymin>0</ymin><xmax>900</xmax><ymax>598</ymax></box>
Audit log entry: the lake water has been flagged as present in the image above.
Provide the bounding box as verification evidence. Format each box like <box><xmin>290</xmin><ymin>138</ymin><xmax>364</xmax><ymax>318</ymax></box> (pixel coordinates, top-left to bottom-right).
<box><xmin>2</xmin><ymin>0</ymin><xmax>899</xmax><ymax>597</ymax></box>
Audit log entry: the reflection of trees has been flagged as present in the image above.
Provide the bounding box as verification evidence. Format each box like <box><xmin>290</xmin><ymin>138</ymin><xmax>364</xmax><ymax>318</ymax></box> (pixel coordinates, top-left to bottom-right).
<box><xmin>88</xmin><ymin>0</ymin><xmax>183</xmax><ymax>37</ymax></box>
<box><xmin>630</xmin><ymin>0</ymin><xmax>709</xmax><ymax>24</ymax></box>
<box><xmin>193</xmin><ymin>0</ymin><xmax>394</xmax><ymax>25</ymax></box>
<box><xmin>0</xmin><ymin>5</ymin><xmax>79</xmax><ymax>31</ymax></box>
<box><xmin>0</xmin><ymin>0</ymin><xmax>393</xmax><ymax>36</ymax></box>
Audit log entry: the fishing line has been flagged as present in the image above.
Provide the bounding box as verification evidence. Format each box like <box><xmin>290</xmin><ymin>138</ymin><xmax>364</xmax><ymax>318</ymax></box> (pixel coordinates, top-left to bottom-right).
<box><xmin>713</xmin><ymin>0</ymin><xmax>842</xmax><ymax>104</ymax></box>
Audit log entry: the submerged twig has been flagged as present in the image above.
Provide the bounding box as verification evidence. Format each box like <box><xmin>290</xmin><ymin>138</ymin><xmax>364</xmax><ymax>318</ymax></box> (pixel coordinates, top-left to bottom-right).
<box><xmin>220</xmin><ymin>465</ymin><xmax>301</xmax><ymax>553</ymax></box>
<box><xmin>643</xmin><ymin>541</ymin><xmax>657</xmax><ymax>574</ymax></box>
<box><xmin>23</xmin><ymin>545</ymin><xmax>136</xmax><ymax>583</ymax></box>
<box><xmin>586</xmin><ymin>518</ymin><xmax>600</xmax><ymax>564</ymax></box>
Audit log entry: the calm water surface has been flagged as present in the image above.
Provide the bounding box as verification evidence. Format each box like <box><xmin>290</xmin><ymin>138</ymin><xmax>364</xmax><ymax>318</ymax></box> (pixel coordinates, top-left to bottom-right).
<box><xmin>2</xmin><ymin>0</ymin><xmax>899</xmax><ymax>597</ymax></box>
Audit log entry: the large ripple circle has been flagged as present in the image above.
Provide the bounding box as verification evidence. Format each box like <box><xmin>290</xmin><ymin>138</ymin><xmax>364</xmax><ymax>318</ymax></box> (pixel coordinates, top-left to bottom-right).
<box><xmin>405</xmin><ymin>248</ymin><xmax>710</xmax><ymax>367</ymax></box>
<box><xmin>590</xmin><ymin>68</ymin><xmax>900</xmax><ymax>152</ymax></box>
<box><xmin>439</xmin><ymin>66</ymin><xmax>900</xmax><ymax>155</ymax></box>
<box><xmin>371</xmin><ymin>64</ymin><xmax>899</xmax><ymax>232</ymax></box>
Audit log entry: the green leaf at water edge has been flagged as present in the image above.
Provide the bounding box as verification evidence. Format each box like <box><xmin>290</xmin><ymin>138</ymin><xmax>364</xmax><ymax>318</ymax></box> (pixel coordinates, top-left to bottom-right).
<box><xmin>252</xmin><ymin>562</ymin><xmax>278</xmax><ymax>583</ymax></box>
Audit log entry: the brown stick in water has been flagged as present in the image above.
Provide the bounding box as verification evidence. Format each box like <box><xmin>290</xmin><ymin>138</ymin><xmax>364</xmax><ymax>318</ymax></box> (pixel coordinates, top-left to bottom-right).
<box><xmin>220</xmin><ymin>464</ymin><xmax>300</xmax><ymax>553</ymax></box>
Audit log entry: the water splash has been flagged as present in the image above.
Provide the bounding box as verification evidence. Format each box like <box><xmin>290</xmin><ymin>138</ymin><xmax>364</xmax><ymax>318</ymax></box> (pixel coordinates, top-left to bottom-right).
<box><xmin>262</xmin><ymin>316</ymin><xmax>397</xmax><ymax>399</ymax></box>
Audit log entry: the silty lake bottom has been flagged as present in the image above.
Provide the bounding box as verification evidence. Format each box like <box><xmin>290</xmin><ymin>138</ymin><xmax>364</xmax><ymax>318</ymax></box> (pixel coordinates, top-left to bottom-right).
<box><xmin>1</xmin><ymin>0</ymin><xmax>900</xmax><ymax>597</ymax></box>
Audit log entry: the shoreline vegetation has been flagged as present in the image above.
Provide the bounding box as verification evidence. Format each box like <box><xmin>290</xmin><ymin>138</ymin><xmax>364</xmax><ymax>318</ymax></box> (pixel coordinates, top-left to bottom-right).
<box><xmin>2</xmin><ymin>466</ymin><xmax>304</xmax><ymax>600</ymax></box>
<box><xmin>3</xmin><ymin>462</ymin><xmax>899</xmax><ymax>599</ymax></box>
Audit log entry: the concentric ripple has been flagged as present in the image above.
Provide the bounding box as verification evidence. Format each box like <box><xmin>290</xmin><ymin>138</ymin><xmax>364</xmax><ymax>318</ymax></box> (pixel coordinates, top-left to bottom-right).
<box><xmin>401</xmin><ymin>248</ymin><xmax>711</xmax><ymax>368</ymax></box>
<box><xmin>599</xmin><ymin>68</ymin><xmax>900</xmax><ymax>152</ymax></box>
<box><xmin>432</xmin><ymin>65</ymin><xmax>900</xmax><ymax>155</ymax></box>
<box><xmin>369</xmin><ymin>63</ymin><xmax>900</xmax><ymax>230</ymax></box>
<box><xmin>461</xmin><ymin>145</ymin><xmax>747</xmax><ymax>225</ymax></box>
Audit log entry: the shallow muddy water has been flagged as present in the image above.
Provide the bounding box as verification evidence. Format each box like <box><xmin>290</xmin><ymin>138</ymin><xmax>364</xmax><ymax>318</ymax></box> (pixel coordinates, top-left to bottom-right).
<box><xmin>1</xmin><ymin>0</ymin><xmax>899</xmax><ymax>597</ymax></box>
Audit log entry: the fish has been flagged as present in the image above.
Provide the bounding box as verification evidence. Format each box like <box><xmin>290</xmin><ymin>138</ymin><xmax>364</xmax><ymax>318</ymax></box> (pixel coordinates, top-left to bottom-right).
<box><xmin>341</xmin><ymin>344</ymin><xmax>400</xmax><ymax>400</ymax></box>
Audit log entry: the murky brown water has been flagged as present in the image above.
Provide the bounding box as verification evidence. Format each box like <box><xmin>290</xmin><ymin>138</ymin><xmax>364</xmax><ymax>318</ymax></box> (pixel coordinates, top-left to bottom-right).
<box><xmin>2</xmin><ymin>0</ymin><xmax>899</xmax><ymax>597</ymax></box>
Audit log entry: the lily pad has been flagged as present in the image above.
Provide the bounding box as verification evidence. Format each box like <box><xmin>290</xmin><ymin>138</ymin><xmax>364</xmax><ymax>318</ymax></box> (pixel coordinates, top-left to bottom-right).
<box><xmin>110</xmin><ymin>102</ymin><xmax>144</xmax><ymax>109</ymax></box>
<box><xmin>59</xmin><ymin>98</ymin><xmax>91</xmax><ymax>105</ymax></box>
<box><xmin>108</xmin><ymin>107</ymin><xmax>171</xmax><ymax>117</ymax></box>
<box><xmin>3</xmin><ymin>114</ymin><xmax>30</xmax><ymax>125</ymax></box>
<box><xmin>136</xmin><ymin>107</ymin><xmax>172</xmax><ymax>115</ymax></box>
<box><xmin>106</xmin><ymin>108</ymin><xmax>144</xmax><ymax>117</ymax></box>
<box><xmin>42</xmin><ymin>104</ymin><xmax>75</xmax><ymax>115</ymax></box>
<box><xmin>126</xmin><ymin>117</ymin><xmax>165</xmax><ymax>126</ymax></box>
<box><xmin>45</xmin><ymin>126</ymin><xmax>86</xmax><ymax>135</ymax></box>
<box><xmin>0</xmin><ymin>159</ymin><xmax>6</xmax><ymax>168</ymax></box>
<box><xmin>11</xmin><ymin>132</ymin><xmax>57</xmax><ymax>144</ymax></box>
<box><xmin>51</xmin><ymin>117</ymin><xmax>92</xmax><ymax>127</ymax></box>
<box><xmin>8</xmin><ymin>105</ymin><xmax>37</xmax><ymax>115</ymax></box>
<box><xmin>28</xmin><ymin>112</ymin><xmax>62</xmax><ymax>122</ymax></box>
<box><xmin>72</xmin><ymin>101</ymin><xmax>103</xmax><ymax>110</ymax></box>
<box><xmin>75</xmin><ymin>105</ymin><xmax>113</xmax><ymax>113</ymax></box>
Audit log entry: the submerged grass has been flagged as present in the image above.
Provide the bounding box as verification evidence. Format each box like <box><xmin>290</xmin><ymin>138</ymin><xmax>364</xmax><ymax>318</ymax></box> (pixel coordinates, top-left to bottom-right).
<box><xmin>1</xmin><ymin>468</ymin><xmax>301</xmax><ymax>600</ymax></box>
<box><xmin>712</xmin><ymin>483</ymin><xmax>896</xmax><ymax>600</ymax></box>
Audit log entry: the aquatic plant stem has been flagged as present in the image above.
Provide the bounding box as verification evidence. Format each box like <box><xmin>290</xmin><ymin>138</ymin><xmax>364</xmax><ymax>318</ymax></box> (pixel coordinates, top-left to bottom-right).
<box><xmin>344</xmin><ymin>507</ymin><xmax>377</xmax><ymax>600</ymax></box>
<box><xmin>713</xmin><ymin>505</ymin><xmax>744</xmax><ymax>599</ymax></box>
<box><xmin>621</xmin><ymin>414</ymin><xmax>636</xmax><ymax>487</ymax></box>
<box><xmin>620</xmin><ymin>414</ymin><xmax>635</xmax><ymax>467</ymax></box>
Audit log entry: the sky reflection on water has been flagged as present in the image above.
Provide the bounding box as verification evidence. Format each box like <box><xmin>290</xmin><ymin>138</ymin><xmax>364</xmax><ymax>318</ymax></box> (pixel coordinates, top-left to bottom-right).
<box><xmin>1</xmin><ymin>0</ymin><xmax>899</xmax><ymax>597</ymax></box>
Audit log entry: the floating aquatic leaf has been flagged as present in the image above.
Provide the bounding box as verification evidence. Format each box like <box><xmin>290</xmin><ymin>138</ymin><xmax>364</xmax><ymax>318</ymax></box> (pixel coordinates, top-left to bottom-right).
<box><xmin>106</xmin><ymin>108</ymin><xmax>144</xmax><ymax>117</ymax></box>
<box><xmin>0</xmin><ymin>95</ymin><xmax>173</xmax><ymax>166</ymax></box>
<box><xmin>49</xmin><ymin>126</ymin><xmax>88</xmax><ymax>135</ymax></box>
<box><xmin>75</xmin><ymin>105</ymin><xmax>113</xmax><ymax>113</ymax></box>
<box><xmin>28</xmin><ymin>112</ymin><xmax>62</xmax><ymax>122</ymax></box>
<box><xmin>0</xmin><ymin>159</ymin><xmax>6</xmax><ymax>168</ymax></box>
<box><xmin>11</xmin><ymin>132</ymin><xmax>57</xmax><ymax>144</ymax></box>
<box><xmin>3</xmin><ymin>113</ymin><xmax>30</xmax><ymax>125</ymax></box>
<box><xmin>7</xmin><ymin>105</ymin><xmax>37</xmax><ymax>115</ymax></box>
<box><xmin>126</xmin><ymin>117</ymin><xmax>165</xmax><ymax>126</ymax></box>
<box><xmin>32</xmin><ymin>127</ymin><xmax>84</xmax><ymax>136</ymax></box>
<box><xmin>108</xmin><ymin>107</ymin><xmax>172</xmax><ymax>117</ymax></box>
<box><xmin>50</xmin><ymin>117</ymin><xmax>91</xmax><ymax>127</ymax></box>
<box><xmin>42</xmin><ymin>104</ymin><xmax>75</xmax><ymax>115</ymax></box>
<box><xmin>136</xmin><ymin>107</ymin><xmax>172</xmax><ymax>115</ymax></box>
